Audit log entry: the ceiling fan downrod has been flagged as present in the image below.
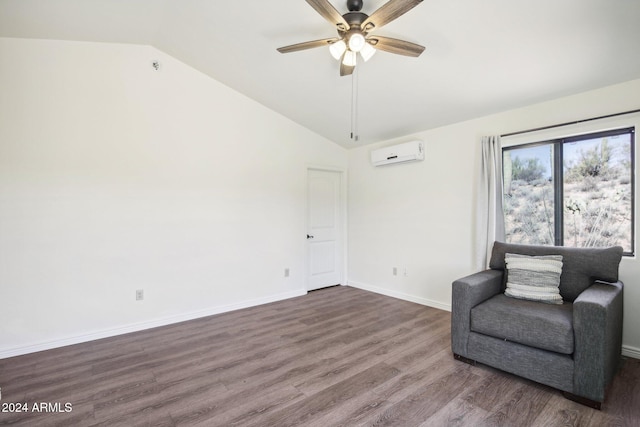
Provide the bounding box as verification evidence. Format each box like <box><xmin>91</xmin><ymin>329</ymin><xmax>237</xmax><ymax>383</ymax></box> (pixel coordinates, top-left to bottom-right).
<box><xmin>346</xmin><ymin>0</ymin><xmax>363</xmax><ymax>12</ymax></box>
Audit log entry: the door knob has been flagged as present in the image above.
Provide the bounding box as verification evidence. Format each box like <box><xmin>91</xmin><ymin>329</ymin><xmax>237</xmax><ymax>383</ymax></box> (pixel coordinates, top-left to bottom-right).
<box><xmin>307</xmin><ymin>234</ymin><xmax>314</xmax><ymax>239</ymax></box>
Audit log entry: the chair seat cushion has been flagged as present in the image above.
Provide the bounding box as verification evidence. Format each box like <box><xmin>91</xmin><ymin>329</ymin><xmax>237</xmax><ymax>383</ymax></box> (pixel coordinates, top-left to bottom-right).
<box><xmin>471</xmin><ymin>294</ymin><xmax>574</xmax><ymax>355</ymax></box>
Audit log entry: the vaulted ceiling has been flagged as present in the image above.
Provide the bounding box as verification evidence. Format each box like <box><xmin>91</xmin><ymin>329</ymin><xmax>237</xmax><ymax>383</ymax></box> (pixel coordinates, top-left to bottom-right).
<box><xmin>2</xmin><ymin>0</ymin><xmax>640</xmax><ymax>148</ymax></box>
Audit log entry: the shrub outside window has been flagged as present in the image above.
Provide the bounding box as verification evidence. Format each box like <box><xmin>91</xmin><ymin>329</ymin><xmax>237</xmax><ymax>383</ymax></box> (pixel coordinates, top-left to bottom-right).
<box><xmin>502</xmin><ymin>127</ymin><xmax>635</xmax><ymax>255</ymax></box>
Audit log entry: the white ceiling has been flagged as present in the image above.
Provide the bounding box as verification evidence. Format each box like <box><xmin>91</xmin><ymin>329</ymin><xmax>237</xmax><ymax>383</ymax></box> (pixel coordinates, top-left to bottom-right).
<box><xmin>2</xmin><ymin>0</ymin><xmax>640</xmax><ymax>148</ymax></box>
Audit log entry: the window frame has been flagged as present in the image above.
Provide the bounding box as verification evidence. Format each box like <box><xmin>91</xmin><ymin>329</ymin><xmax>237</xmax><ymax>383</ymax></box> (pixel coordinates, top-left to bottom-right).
<box><xmin>502</xmin><ymin>126</ymin><xmax>635</xmax><ymax>256</ymax></box>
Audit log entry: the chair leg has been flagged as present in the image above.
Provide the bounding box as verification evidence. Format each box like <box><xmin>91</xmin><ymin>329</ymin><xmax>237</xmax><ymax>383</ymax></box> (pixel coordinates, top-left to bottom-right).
<box><xmin>453</xmin><ymin>353</ymin><xmax>476</xmax><ymax>366</ymax></box>
<box><xmin>562</xmin><ymin>392</ymin><xmax>602</xmax><ymax>410</ymax></box>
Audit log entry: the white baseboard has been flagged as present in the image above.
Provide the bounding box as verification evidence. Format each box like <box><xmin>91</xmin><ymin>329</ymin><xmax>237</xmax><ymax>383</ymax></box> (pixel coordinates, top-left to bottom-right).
<box><xmin>622</xmin><ymin>345</ymin><xmax>640</xmax><ymax>359</ymax></box>
<box><xmin>347</xmin><ymin>280</ymin><xmax>451</xmax><ymax>312</ymax></box>
<box><xmin>0</xmin><ymin>289</ymin><xmax>307</xmax><ymax>360</ymax></box>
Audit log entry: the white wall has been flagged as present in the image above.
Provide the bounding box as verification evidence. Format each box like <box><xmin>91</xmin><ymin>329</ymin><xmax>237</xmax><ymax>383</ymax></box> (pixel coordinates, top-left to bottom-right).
<box><xmin>3</xmin><ymin>37</ymin><xmax>639</xmax><ymax>360</ymax></box>
<box><xmin>348</xmin><ymin>78</ymin><xmax>640</xmax><ymax>358</ymax></box>
<box><xmin>0</xmin><ymin>38</ymin><xmax>347</xmax><ymax>358</ymax></box>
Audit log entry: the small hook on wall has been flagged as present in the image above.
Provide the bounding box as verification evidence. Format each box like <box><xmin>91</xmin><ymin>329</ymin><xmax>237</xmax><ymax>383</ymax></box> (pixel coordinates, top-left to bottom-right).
<box><xmin>152</xmin><ymin>61</ymin><xmax>161</xmax><ymax>71</ymax></box>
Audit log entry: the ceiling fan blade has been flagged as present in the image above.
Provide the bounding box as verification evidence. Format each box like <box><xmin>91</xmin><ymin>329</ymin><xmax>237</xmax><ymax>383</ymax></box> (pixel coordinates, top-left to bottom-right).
<box><xmin>306</xmin><ymin>0</ymin><xmax>350</xmax><ymax>31</ymax></box>
<box><xmin>367</xmin><ymin>36</ymin><xmax>425</xmax><ymax>57</ymax></box>
<box><xmin>361</xmin><ymin>0</ymin><xmax>423</xmax><ymax>32</ymax></box>
<box><xmin>277</xmin><ymin>37</ymin><xmax>340</xmax><ymax>53</ymax></box>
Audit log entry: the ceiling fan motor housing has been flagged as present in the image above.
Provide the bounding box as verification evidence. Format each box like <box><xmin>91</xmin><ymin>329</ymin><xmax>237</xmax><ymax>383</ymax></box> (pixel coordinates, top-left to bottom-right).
<box><xmin>342</xmin><ymin>12</ymin><xmax>368</xmax><ymax>33</ymax></box>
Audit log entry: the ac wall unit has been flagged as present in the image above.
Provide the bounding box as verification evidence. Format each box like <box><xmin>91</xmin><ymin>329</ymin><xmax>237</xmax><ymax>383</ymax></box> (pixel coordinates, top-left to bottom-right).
<box><xmin>371</xmin><ymin>140</ymin><xmax>424</xmax><ymax>166</ymax></box>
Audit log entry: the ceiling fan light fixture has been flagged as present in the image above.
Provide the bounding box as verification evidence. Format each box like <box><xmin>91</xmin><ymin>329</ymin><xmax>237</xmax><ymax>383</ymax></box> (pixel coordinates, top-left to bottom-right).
<box><xmin>329</xmin><ymin>39</ymin><xmax>347</xmax><ymax>60</ymax></box>
<box><xmin>343</xmin><ymin>50</ymin><xmax>357</xmax><ymax>66</ymax></box>
<box><xmin>359</xmin><ymin>42</ymin><xmax>376</xmax><ymax>62</ymax></box>
<box><xmin>347</xmin><ymin>32</ymin><xmax>366</xmax><ymax>52</ymax></box>
<box><xmin>276</xmin><ymin>0</ymin><xmax>426</xmax><ymax>78</ymax></box>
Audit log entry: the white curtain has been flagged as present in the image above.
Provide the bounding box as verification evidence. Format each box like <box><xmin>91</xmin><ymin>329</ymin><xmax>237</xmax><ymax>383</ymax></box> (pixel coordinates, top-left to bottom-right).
<box><xmin>476</xmin><ymin>135</ymin><xmax>505</xmax><ymax>269</ymax></box>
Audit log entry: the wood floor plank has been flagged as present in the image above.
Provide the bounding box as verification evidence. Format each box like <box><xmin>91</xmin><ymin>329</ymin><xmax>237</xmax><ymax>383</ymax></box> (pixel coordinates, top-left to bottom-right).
<box><xmin>26</xmin><ymin>370</ymin><xmax>157</xmax><ymax>410</ymax></box>
<box><xmin>91</xmin><ymin>408</ymin><xmax>174</xmax><ymax>427</ymax></box>
<box><xmin>604</xmin><ymin>357</ymin><xmax>640</xmax><ymax>426</ymax></box>
<box><xmin>531</xmin><ymin>393</ymin><xmax>624</xmax><ymax>427</ymax></box>
<box><xmin>190</xmin><ymin>385</ymin><xmax>304</xmax><ymax>427</ymax></box>
<box><xmin>6</xmin><ymin>364</ymin><xmax>93</xmax><ymax>398</ymax></box>
<box><xmin>293</xmin><ymin>323</ymin><xmax>436</xmax><ymax>396</ymax></box>
<box><xmin>420</xmin><ymin>397</ymin><xmax>491</xmax><ymax>427</ymax></box>
<box><xmin>481</xmin><ymin>382</ymin><xmax>553</xmax><ymax>427</ymax></box>
<box><xmin>243</xmin><ymin>362</ymin><xmax>401</xmax><ymax>427</ymax></box>
<box><xmin>462</xmin><ymin>370</ymin><xmax>525</xmax><ymax>413</ymax></box>
<box><xmin>305</xmin><ymin>391</ymin><xmax>391</xmax><ymax>427</ymax></box>
<box><xmin>93</xmin><ymin>374</ymin><xmax>228</xmax><ymax>425</ymax></box>
<box><xmin>367</xmin><ymin>368</ymin><xmax>484</xmax><ymax>426</ymax></box>
<box><xmin>0</xmin><ymin>285</ymin><xmax>638</xmax><ymax>426</ymax></box>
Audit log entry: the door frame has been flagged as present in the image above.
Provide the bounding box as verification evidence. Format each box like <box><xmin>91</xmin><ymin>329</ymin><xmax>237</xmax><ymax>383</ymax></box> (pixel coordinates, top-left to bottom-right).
<box><xmin>305</xmin><ymin>165</ymin><xmax>348</xmax><ymax>292</ymax></box>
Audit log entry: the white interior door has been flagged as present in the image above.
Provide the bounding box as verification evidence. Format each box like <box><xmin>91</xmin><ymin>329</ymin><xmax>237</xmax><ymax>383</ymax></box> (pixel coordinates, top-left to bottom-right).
<box><xmin>307</xmin><ymin>169</ymin><xmax>343</xmax><ymax>291</ymax></box>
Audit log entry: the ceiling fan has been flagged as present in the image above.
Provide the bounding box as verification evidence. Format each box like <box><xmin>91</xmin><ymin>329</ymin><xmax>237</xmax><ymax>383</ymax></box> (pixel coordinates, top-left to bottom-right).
<box><xmin>277</xmin><ymin>0</ymin><xmax>425</xmax><ymax>76</ymax></box>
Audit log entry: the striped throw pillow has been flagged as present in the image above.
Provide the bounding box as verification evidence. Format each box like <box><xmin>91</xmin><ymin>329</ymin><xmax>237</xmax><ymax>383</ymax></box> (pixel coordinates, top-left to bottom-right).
<box><xmin>504</xmin><ymin>253</ymin><xmax>563</xmax><ymax>304</ymax></box>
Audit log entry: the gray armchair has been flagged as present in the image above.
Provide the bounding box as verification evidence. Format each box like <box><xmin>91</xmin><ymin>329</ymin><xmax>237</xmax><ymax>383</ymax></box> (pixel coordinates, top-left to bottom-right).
<box><xmin>451</xmin><ymin>241</ymin><xmax>624</xmax><ymax>409</ymax></box>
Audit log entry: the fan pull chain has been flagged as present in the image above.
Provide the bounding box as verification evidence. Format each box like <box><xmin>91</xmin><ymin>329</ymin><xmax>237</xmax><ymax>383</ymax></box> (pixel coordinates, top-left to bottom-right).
<box><xmin>350</xmin><ymin>67</ymin><xmax>359</xmax><ymax>142</ymax></box>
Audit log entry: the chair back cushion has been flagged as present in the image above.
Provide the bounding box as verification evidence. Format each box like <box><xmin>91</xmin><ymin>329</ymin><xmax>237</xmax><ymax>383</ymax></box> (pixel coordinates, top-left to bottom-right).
<box><xmin>489</xmin><ymin>242</ymin><xmax>623</xmax><ymax>302</ymax></box>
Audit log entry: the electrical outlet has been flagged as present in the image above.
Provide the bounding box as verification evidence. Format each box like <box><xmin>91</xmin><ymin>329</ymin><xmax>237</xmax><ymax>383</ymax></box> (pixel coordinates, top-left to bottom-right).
<box><xmin>136</xmin><ymin>289</ymin><xmax>144</xmax><ymax>301</ymax></box>
<box><xmin>393</xmin><ymin>267</ymin><xmax>398</xmax><ymax>276</ymax></box>
<box><xmin>284</xmin><ymin>268</ymin><xmax>290</xmax><ymax>277</ymax></box>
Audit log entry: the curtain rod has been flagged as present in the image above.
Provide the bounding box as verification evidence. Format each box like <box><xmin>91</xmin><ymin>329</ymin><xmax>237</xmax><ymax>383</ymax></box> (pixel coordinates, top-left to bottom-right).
<box><xmin>500</xmin><ymin>108</ymin><xmax>640</xmax><ymax>138</ymax></box>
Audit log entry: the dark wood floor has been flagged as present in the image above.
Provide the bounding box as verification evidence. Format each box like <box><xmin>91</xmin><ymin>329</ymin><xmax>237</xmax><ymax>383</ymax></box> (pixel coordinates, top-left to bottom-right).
<box><xmin>1</xmin><ymin>285</ymin><xmax>638</xmax><ymax>426</ymax></box>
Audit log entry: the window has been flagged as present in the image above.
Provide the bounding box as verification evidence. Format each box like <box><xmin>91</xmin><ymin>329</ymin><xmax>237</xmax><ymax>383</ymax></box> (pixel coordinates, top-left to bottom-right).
<box><xmin>503</xmin><ymin>127</ymin><xmax>635</xmax><ymax>255</ymax></box>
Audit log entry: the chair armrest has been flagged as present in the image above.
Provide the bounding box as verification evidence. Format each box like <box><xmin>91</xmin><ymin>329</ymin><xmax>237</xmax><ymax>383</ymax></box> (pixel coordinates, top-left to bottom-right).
<box><xmin>573</xmin><ymin>280</ymin><xmax>624</xmax><ymax>402</ymax></box>
<box><xmin>451</xmin><ymin>269</ymin><xmax>503</xmax><ymax>357</ymax></box>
